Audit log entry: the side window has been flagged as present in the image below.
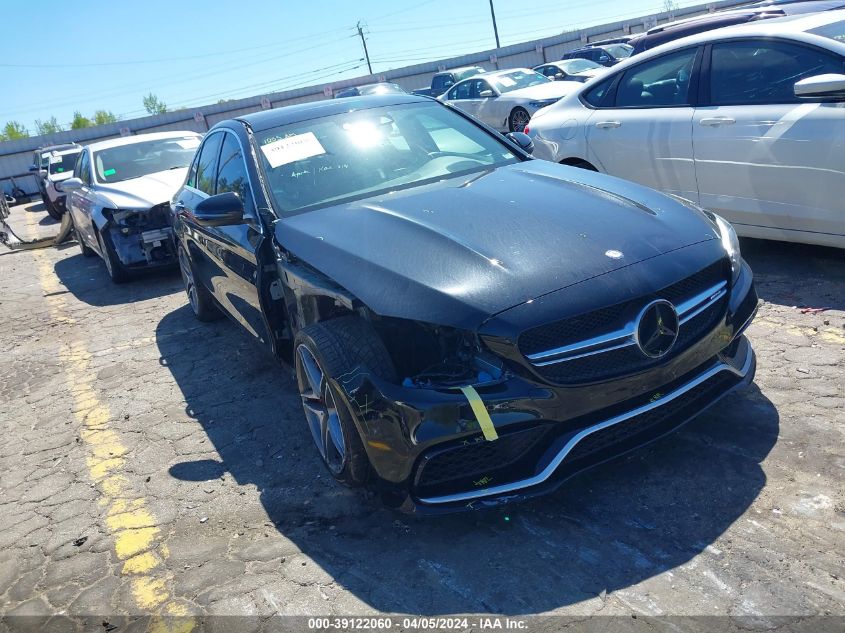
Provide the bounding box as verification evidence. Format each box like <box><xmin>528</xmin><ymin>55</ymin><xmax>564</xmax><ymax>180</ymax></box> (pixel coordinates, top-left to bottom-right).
<box><xmin>539</xmin><ymin>65</ymin><xmax>555</xmax><ymax>78</ymax></box>
<box><xmin>195</xmin><ymin>132</ymin><xmax>224</xmax><ymax>195</ymax></box>
<box><xmin>453</xmin><ymin>80</ymin><xmax>474</xmax><ymax>100</ymax></box>
<box><xmin>186</xmin><ymin>152</ymin><xmax>200</xmax><ymax>189</ymax></box>
<box><xmin>710</xmin><ymin>40</ymin><xmax>845</xmax><ymax>105</ymax></box>
<box><xmin>615</xmin><ymin>47</ymin><xmax>698</xmax><ymax>108</ymax></box>
<box><xmin>77</xmin><ymin>151</ymin><xmax>91</xmax><ymax>186</ymax></box>
<box><xmin>216</xmin><ymin>133</ymin><xmax>255</xmax><ymax>216</ymax></box>
<box><xmin>471</xmin><ymin>79</ymin><xmax>490</xmax><ymax>98</ymax></box>
<box><xmin>582</xmin><ymin>75</ymin><xmax>616</xmax><ymax>107</ymax></box>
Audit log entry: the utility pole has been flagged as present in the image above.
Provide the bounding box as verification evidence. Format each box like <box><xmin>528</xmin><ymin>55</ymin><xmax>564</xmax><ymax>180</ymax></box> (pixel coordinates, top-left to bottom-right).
<box><xmin>488</xmin><ymin>0</ymin><xmax>501</xmax><ymax>49</ymax></box>
<box><xmin>357</xmin><ymin>21</ymin><xmax>373</xmax><ymax>75</ymax></box>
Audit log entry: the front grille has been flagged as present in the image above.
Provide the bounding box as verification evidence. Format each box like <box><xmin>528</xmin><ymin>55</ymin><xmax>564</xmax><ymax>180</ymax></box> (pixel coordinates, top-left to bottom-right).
<box><xmin>414</xmin><ymin>425</ymin><xmax>550</xmax><ymax>496</ymax></box>
<box><xmin>564</xmin><ymin>370</ymin><xmax>736</xmax><ymax>465</ymax></box>
<box><xmin>518</xmin><ymin>261</ymin><xmax>727</xmax><ymax>385</ymax></box>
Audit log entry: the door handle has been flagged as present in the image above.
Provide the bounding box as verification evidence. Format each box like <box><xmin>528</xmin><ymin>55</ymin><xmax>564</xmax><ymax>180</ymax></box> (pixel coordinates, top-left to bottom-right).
<box><xmin>595</xmin><ymin>121</ymin><xmax>622</xmax><ymax>129</ymax></box>
<box><xmin>699</xmin><ymin>117</ymin><xmax>735</xmax><ymax>127</ymax></box>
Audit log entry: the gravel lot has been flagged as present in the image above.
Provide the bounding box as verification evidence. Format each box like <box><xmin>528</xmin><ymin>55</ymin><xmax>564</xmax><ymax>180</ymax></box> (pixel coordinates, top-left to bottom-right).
<box><xmin>1</xmin><ymin>201</ymin><xmax>843</xmax><ymax>629</ymax></box>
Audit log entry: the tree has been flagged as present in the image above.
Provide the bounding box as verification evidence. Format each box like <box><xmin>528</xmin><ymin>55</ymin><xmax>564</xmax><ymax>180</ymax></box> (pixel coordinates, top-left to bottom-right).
<box><xmin>663</xmin><ymin>0</ymin><xmax>679</xmax><ymax>14</ymax></box>
<box><xmin>143</xmin><ymin>93</ymin><xmax>167</xmax><ymax>115</ymax></box>
<box><xmin>1</xmin><ymin>121</ymin><xmax>29</xmax><ymax>140</ymax></box>
<box><xmin>93</xmin><ymin>110</ymin><xmax>118</xmax><ymax>125</ymax></box>
<box><xmin>35</xmin><ymin>117</ymin><xmax>63</xmax><ymax>135</ymax></box>
<box><xmin>71</xmin><ymin>111</ymin><xmax>92</xmax><ymax>129</ymax></box>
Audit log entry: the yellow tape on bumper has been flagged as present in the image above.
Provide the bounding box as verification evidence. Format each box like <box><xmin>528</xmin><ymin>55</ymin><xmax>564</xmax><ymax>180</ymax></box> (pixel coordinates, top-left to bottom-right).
<box><xmin>459</xmin><ymin>385</ymin><xmax>498</xmax><ymax>442</ymax></box>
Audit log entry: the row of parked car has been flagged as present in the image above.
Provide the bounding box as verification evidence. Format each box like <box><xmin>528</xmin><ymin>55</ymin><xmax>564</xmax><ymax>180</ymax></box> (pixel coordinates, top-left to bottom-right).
<box><xmin>25</xmin><ymin>2</ymin><xmax>842</xmax><ymax>513</ymax></box>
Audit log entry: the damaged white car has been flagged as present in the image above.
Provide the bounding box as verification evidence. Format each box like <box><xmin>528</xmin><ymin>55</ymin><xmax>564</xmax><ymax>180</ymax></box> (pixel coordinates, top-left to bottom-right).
<box><xmin>64</xmin><ymin>131</ymin><xmax>202</xmax><ymax>282</ymax></box>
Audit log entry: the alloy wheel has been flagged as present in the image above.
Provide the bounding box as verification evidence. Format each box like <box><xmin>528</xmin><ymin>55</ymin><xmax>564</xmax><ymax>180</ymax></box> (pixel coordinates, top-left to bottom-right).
<box><xmin>511</xmin><ymin>109</ymin><xmax>530</xmax><ymax>132</ymax></box>
<box><xmin>295</xmin><ymin>344</ymin><xmax>346</xmax><ymax>474</ymax></box>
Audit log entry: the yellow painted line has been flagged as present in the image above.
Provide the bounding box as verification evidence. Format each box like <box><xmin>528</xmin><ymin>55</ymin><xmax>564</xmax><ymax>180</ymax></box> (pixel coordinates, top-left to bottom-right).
<box><xmin>24</xmin><ymin>212</ymin><xmax>194</xmax><ymax>630</ymax></box>
<box><xmin>752</xmin><ymin>316</ymin><xmax>845</xmax><ymax>345</ymax></box>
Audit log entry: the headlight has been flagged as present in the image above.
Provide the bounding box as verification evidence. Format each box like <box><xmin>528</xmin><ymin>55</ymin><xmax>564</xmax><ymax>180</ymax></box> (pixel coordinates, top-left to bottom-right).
<box><xmin>712</xmin><ymin>214</ymin><xmax>742</xmax><ymax>284</ymax></box>
<box><xmin>528</xmin><ymin>98</ymin><xmax>559</xmax><ymax>109</ymax></box>
<box><xmin>667</xmin><ymin>195</ymin><xmax>742</xmax><ymax>284</ymax></box>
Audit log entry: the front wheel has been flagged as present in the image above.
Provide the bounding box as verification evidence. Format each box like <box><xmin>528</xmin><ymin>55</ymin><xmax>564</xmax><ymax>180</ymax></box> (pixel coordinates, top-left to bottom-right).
<box><xmin>97</xmin><ymin>230</ymin><xmax>130</xmax><ymax>283</ymax></box>
<box><xmin>509</xmin><ymin>107</ymin><xmax>530</xmax><ymax>133</ymax></box>
<box><xmin>294</xmin><ymin>317</ymin><xmax>397</xmax><ymax>486</ymax></box>
<box><xmin>178</xmin><ymin>245</ymin><xmax>220</xmax><ymax>321</ymax></box>
<box><xmin>44</xmin><ymin>198</ymin><xmax>63</xmax><ymax>221</ymax></box>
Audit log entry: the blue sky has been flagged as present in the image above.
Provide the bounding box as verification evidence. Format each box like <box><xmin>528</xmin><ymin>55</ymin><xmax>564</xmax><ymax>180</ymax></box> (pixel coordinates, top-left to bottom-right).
<box><xmin>2</xmin><ymin>0</ymin><xmax>701</xmax><ymax>132</ymax></box>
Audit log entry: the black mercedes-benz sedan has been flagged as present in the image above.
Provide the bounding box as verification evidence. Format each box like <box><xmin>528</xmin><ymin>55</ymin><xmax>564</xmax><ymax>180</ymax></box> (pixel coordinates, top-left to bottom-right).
<box><xmin>171</xmin><ymin>94</ymin><xmax>758</xmax><ymax>514</ymax></box>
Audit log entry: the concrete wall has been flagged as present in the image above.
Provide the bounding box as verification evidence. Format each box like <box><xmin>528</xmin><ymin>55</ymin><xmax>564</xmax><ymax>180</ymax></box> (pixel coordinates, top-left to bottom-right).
<box><xmin>1</xmin><ymin>0</ymin><xmax>742</xmax><ymax>196</ymax></box>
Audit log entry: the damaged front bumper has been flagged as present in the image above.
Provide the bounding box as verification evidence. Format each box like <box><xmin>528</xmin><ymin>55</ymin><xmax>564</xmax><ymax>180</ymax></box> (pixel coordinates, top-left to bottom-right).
<box><xmin>104</xmin><ymin>203</ymin><xmax>176</xmax><ymax>269</ymax></box>
<box><xmin>330</xmin><ymin>265</ymin><xmax>759</xmax><ymax>515</ymax></box>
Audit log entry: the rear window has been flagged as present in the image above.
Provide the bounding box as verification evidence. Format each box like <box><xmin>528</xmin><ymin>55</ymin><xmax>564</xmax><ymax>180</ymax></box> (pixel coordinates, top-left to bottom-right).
<box><xmin>809</xmin><ymin>20</ymin><xmax>845</xmax><ymax>44</ymax></box>
<box><xmin>48</xmin><ymin>151</ymin><xmax>81</xmax><ymax>175</ymax></box>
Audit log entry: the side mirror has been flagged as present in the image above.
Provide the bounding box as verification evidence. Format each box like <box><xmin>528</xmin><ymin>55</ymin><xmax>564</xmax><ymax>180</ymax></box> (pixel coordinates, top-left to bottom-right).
<box><xmin>479</xmin><ymin>89</ymin><xmax>495</xmax><ymax>98</ymax></box>
<box><xmin>506</xmin><ymin>132</ymin><xmax>534</xmax><ymax>154</ymax></box>
<box><xmin>794</xmin><ymin>73</ymin><xmax>845</xmax><ymax>100</ymax></box>
<box><xmin>193</xmin><ymin>192</ymin><xmax>245</xmax><ymax>227</ymax></box>
<box><xmin>555</xmin><ymin>73</ymin><xmax>565</xmax><ymax>80</ymax></box>
<box><xmin>61</xmin><ymin>177</ymin><xmax>83</xmax><ymax>191</ymax></box>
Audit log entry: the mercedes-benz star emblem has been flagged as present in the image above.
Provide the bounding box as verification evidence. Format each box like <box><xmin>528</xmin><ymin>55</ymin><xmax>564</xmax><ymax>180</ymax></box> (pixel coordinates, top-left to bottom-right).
<box><xmin>635</xmin><ymin>300</ymin><xmax>680</xmax><ymax>359</ymax></box>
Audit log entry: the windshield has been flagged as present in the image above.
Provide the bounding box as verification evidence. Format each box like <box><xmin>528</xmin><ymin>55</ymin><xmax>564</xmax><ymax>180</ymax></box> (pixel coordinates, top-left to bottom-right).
<box><xmin>606</xmin><ymin>44</ymin><xmax>633</xmax><ymax>59</ymax></box>
<box><xmin>92</xmin><ymin>136</ymin><xmax>201</xmax><ymax>183</ymax></box>
<box><xmin>489</xmin><ymin>70</ymin><xmax>550</xmax><ymax>93</ymax></box>
<box><xmin>561</xmin><ymin>59</ymin><xmax>602</xmax><ymax>73</ymax></box>
<box><xmin>809</xmin><ymin>19</ymin><xmax>845</xmax><ymax>43</ymax></box>
<box><xmin>48</xmin><ymin>151</ymin><xmax>80</xmax><ymax>175</ymax></box>
<box><xmin>255</xmin><ymin>101</ymin><xmax>518</xmax><ymax>216</ymax></box>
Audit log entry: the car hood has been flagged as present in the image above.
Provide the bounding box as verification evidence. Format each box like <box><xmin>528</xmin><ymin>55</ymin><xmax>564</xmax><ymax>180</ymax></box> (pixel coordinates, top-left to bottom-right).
<box><xmin>505</xmin><ymin>82</ymin><xmax>581</xmax><ymax>100</ymax></box>
<box><xmin>275</xmin><ymin>160</ymin><xmax>719</xmax><ymax>330</ymax></box>
<box><xmin>95</xmin><ymin>168</ymin><xmax>188</xmax><ymax>209</ymax></box>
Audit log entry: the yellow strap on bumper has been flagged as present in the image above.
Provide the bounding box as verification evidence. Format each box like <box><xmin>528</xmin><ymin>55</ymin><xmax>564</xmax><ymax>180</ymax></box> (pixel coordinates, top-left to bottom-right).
<box><xmin>459</xmin><ymin>385</ymin><xmax>498</xmax><ymax>442</ymax></box>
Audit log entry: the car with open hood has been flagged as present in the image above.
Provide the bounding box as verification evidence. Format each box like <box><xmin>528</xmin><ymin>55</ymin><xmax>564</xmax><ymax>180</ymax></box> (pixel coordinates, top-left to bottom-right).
<box><xmin>171</xmin><ymin>94</ymin><xmax>758</xmax><ymax>514</ymax></box>
<box><xmin>440</xmin><ymin>68</ymin><xmax>582</xmax><ymax>133</ymax></box>
<box><xmin>63</xmin><ymin>131</ymin><xmax>202</xmax><ymax>282</ymax></box>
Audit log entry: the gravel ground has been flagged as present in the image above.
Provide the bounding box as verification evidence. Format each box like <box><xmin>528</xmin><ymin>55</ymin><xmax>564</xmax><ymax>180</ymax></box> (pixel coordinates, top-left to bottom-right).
<box><xmin>0</xmin><ymin>201</ymin><xmax>843</xmax><ymax>630</ymax></box>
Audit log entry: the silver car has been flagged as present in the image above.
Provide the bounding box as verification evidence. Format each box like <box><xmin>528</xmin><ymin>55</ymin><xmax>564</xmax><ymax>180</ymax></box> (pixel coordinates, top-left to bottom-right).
<box><xmin>527</xmin><ymin>11</ymin><xmax>845</xmax><ymax>249</ymax></box>
<box><xmin>440</xmin><ymin>68</ymin><xmax>581</xmax><ymax>133</ymax></box>
<box><xmin>63</xmin><ymin>131</ymin><xmax>202</xmax><ymax>282</ymax></box>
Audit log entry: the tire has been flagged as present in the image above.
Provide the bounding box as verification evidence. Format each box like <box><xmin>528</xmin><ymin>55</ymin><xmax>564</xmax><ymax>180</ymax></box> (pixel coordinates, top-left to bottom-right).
<box><xmin>44</xmin><ymin>198</ymin><xmax>62</xmax><ymax>221</ymax></box>
<box><xmin>97</xmin><ymin>230</ymin><xmax>130</xmax><ymax>284</ymax></box>
<box><xmin>294</xmin><ymin>316</ymin><xmax>397</xmax><ymax>486</ymax></box>
<box><xmin>177</xmin><ymin>245</ymin><xmax>221</xmax><ymax>321</ymax></box>
<box><xmin>509</xmin><ymin>107</ymin><xmax>531</xmax><ymax>133</ymax></box>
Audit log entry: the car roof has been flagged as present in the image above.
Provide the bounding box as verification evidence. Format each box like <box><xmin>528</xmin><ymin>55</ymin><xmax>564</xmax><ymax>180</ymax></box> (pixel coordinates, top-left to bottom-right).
<box><xmin>606</xmin><ymin>8</ymin><xmax>845</xmax><ymax>65</ymax></box>
<box><xmin>85</xmin><ymin>130</ymin><xmax>202</xmax><ymax>153</ymax></box>
<box><xmin>436</xmin><ymin>66</ymin><xmax>485</xmax><ymax>75</ymax></box>
<box><xmin>235</xmin><ymin>94</ymin><xmax>434</xmax><ymax>132</ymax></box>
<box><xmin>36</xmin><ymin>142</ymin><xmax>81</xmax><ymax>153</ymax></box>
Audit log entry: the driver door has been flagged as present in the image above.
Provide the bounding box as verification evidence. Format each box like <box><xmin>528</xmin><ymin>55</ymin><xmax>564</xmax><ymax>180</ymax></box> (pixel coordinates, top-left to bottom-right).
<box><xmin>177</xmin><ymin>131</ymin><xmax>270</xmax><ymax>344</ymax></box>
<box><xmin>693</xmin><ymin>39</ymin><xmax>845</xmax><ymax>237</ymax></box>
